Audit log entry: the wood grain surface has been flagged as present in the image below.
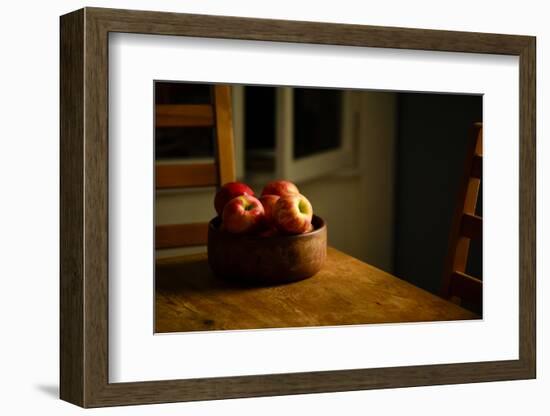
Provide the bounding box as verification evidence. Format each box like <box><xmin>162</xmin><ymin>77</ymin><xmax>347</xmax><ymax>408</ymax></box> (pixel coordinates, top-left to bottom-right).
<box><xmin>213</xmin><ymin>85</ymin><xmax>237</xmax><ymax>184</ymax></box>
<box><xmin>155</xmin><ymin>104</ymin><xmax>214</xmax><ymax>127</ymax></box>
<box><xmin>156</xmin><ymin>247</ymin><xmax>478</xmax><ymax>333</ymax></box>
<box><xmin>155</xmin><ymin>222</ymin><xmax>210</xmax><ymax>248</ymax></box>
<box><xmin>155</xmin><ymin>163</ymin><xmax>218</xmax><ymax>189</ymax></box>
<box><xmin>441</xmin><ymin>123</ymin><xmax>483</xmax><ymax>308</ymax></box>
<box><xmin>60</xmin><ymin>7</ymin><xmax>536</xmax><ymax>408</ymax></box>
<box><xmin>60</xmin><ymin>8</ymin><xmax>85</xmax><ymax>406</ymax></box>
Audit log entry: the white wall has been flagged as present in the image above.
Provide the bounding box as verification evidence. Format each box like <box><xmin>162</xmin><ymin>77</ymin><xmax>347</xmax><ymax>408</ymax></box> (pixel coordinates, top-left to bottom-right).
<box><xmin>0</xmin><ymin>1</ymin><xmax>546</xmax><ymax>415</ymax></box>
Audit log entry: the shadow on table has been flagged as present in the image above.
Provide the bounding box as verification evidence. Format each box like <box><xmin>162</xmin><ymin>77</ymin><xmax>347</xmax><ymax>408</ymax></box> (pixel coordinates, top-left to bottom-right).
<box><xmin>155</xmin><ymin>254</ymin><xmax>307</xmax><ymax>296</ymax></box>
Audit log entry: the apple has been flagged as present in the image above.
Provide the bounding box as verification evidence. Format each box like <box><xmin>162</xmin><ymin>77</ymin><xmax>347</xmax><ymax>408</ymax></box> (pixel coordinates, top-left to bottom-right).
<box><xmin>273</xmin><ymin>194</ymin><xmax>313</xmax><ymax>234</ymax></box>
<box><xmin>222</xmin><ymin>194</ymin><xmax>265</xmax><ymax>234</ymax></box>
<box><xmin>214</xmin><ymin>182</ymin><xmax>254</xmax><ymax>216</ymax></box>
<box><xmin>261</xmin><ymin>180</ymin><xmax>300</xmax><ymax>198</ymax></box>
<box><xmin>259</xmin><ymin>194</ymin><xmax>280</xmax><ymax>227</ymax></box>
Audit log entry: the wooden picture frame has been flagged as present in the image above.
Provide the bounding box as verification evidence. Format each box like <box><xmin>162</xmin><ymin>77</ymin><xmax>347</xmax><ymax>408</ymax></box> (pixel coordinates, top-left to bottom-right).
<box><xmin>60</xmin><ymin>7</ymin><xmax>536</xmax><ymax>408</ymax></box>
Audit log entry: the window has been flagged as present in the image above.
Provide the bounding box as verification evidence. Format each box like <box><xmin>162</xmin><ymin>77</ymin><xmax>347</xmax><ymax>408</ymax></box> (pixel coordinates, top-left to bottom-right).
<box><xmin>242</xmin><ymin>86</ymin><xmax>357</xmax><ymax>183</ymax></box>
<box><xmin>154</xmin><ymin>82</ymin><xmax>358</xmax><ymax>184</ymax></box>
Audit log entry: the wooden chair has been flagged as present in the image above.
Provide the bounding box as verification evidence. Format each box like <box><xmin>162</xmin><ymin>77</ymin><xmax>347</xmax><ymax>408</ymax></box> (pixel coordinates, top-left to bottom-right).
<box><xmin>155</xmin><ymin>85</ymin><xmax>236</xmax><ymax>250</ymax></box>
<box><xmin>441</xmin><ymin>122</ymin><xmax>483</xmax><ymax>312</ymax></box>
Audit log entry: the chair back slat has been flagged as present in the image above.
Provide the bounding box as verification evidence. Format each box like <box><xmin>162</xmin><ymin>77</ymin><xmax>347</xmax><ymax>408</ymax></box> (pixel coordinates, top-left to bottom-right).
<box><xmin>441</xmin><ymin>123</ymin><xmax>483</xmax><ymax>312</ymax></box>
<box><xmin>449</xmin><ymin>271</ymin><xmax>482</xmax><ymax>307</ymax></box>
<box><xmin>156</xmin><ymin>104</ymin><xmax>214</xmax><ymax>127</ymax></box>
<box><xmin>155</xmin><ymin>85</ymin><xmax>236</xmax><ymax>249</ymax></box>
<box><xmin>156</xmin><ymin>223</ymin><xmax>210</xmax><ymax>249</ymax></box>
<box><xmin>460</xmin><ymin>213</ymin><xmax>482</xmax><ymax>240</ymax></box>
<box><xmin>213</xmin><ymin>86</ymin><xmax>237</xmax><ymax>185</ymax></box>
<box><xmin>156</xmin><ymin>163</ymin><xmax>217</xmax><ymax>189</ymax></box>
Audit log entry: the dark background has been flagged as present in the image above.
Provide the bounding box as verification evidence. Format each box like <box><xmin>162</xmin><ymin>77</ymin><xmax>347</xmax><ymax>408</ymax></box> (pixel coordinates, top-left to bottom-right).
<box><xmin>394</xmin><ymin>93</ymin><xmax>482</xmax><ymax>294</ymax></box>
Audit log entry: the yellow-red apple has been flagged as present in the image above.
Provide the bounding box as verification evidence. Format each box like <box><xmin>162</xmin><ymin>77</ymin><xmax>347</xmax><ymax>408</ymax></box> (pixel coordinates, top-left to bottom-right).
<box><xmin>273</xmin><ymin>194</ymin><xmax>313</xmax><ymax>234</ymax></box>
<box><xmin>259</xmin><ymin>194</ymin><xmax>280</xmax><ymax>227</ymax></box>
<box><xmin>261</xmin><ymin>180</ymin><xmax>300</xmax><ymax>197</ymax></box>
<box><xmin>214</xmin><ymin>182</ymin><xmax>254</xmax><ymax>215</ymax></box>
<box><xmin>222</xmin><ymin>194</ymin><xmax>265</xmax><ymax>234</ymax></box>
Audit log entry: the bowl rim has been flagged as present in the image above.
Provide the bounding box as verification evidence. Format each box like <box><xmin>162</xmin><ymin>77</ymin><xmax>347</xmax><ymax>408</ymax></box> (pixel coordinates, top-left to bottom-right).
<box><xmin>208</xmin><ymin>214</ymin><xmax>326</xmax><ymax>241</ymax></box>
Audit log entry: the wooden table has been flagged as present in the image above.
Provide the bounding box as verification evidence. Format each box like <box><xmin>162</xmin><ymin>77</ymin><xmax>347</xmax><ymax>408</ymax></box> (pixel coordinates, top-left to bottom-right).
<box><xmin>156</xmin><ymin>247</ymin><xmax>478</xmax><ymax>333</ymax></box>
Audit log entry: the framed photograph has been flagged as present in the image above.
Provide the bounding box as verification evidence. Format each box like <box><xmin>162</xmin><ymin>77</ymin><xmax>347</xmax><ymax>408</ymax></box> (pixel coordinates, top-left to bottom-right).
<box><xmin>60</xmin><ymin>7</ymin><xmax>536</xmax><ymax>408</ymax></box>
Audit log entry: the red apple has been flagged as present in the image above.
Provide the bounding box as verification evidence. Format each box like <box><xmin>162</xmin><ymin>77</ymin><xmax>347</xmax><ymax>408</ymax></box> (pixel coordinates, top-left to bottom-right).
<box><xmin>222</xmin><ymin>194</ymin><xmax>265</xmax><ymax>234</ymax></box>
<box><xmin>259</xmin><ymin>194</ymin><xmax>280</xmax><ymax>227</ymax></box>
<box><xmin>273</xmin><ymin>194</ymin><xmax>313</xmax><ymax>234</ymax></box>
<box><xmin>261</xmin><ymin>180</ymin><xmax>300</xmax><ymax>197</ymax></box>
<box><xmin>214</xmin><ymin>182</ymin><xmax>254</xmax><ymax>216</ymax></box>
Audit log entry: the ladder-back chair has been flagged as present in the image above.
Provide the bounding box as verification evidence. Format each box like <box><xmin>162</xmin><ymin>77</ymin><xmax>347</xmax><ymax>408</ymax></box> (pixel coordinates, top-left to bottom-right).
<box><xmin>441</xmin><ymin>122</ymin><xmax>483</xmax><ymax>312</ymax></box>
<box><xmin>155</xmin><ymin>85</ymin><xmax>236</xmax><ymax>249</ymax></box>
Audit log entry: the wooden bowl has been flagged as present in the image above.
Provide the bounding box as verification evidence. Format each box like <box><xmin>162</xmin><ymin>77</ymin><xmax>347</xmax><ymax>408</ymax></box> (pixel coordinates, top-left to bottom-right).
<box><xmin>207</xmin><ymin>215</ymin><xmax>327</xmax><ymax>285</ymax></box>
